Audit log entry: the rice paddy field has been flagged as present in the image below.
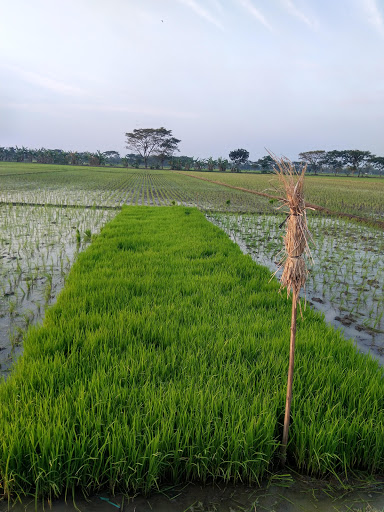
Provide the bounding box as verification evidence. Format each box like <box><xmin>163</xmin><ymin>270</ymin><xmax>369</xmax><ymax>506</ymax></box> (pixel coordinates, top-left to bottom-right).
<box><xmin>184</xmin><ymin>170</ymin><xmax>384</xmax><ymax>221</ymax></box>
<box><xmin>209</xmin><ymin>213</ymin><xmax>384</xmax><ymax>362</ymax></box>
<box><xmin>0</xmin><ymin>163</ymin><xmax>383</xmax><ymax>504</ymax></box>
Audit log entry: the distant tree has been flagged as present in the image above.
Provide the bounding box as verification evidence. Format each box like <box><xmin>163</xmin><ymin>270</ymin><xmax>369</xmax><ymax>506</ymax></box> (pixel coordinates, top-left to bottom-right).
<box><xmin>5</xmin><ymin>147</ymin><xmax>17</xmax><ymax>161</ymax></box>
<box><xmin>229</xmin><ymin>148</ymin><xmax>249</xmax><ymax>172</ymax></box>
<box><xmin>125</xmin><ymin>127</ymin><xmax>180</xmax><ymax>169</ymax></box>
<box><xmin>321</xmin><ymin>150</ymin><xmax>346</xmax><ymax>175</ymax></box>
<box><xmin>370</xmin><ymin>156</ymin><xmax>384</xmax><ymax>176</ymax></box>
<box><xmin>257</xmin><ymin>155</ymin><xmax>275</xmax><ymax>173</ymax></box>
<box><xmin>89</xmin><ymin>150</ymin><xmax>106</xmax><ymax>167</ymax></box>
<box><xmin>217</xmin><ymin>157</ymin><xmax>229</xmax><ymax>172</ymax></box>
<box><xmin>193</xmin><ymin>158</ymin><xmax>204</xmax><ymax>171</ymax></box>
<box><xmin>156</xmin><ymin>136</ymin><xmax>181</xmax><ymax>169</ymax></box>
<box><xmin>298</xmin><ymin>150</ymin><xmax>325</xmax><ymax>175</ymax></box>
<box><xmin>103</xmin><ymin>151</ymin><xmax>121</xmax><ymax>166</ymax></box>
<box><xmin>68</xmin><ymin>151</ymin><xmax>80</xmax><ymax>165</ymax></box>
<box><xmin>249</xmin><ymin>161</ymin><xmax>259</xmax><ymax>171</ymax></box>
<box><xmin>206</xmin><ymin>157</ymin><xmax>216</xmax><ymax>171</ymax></box>
<box><xmin>342</xmin><ymin>150</ymin><xmax>372</xmax><ymax>177</ymax></box>
<box><xmin>170</xmin><ymin>156</ymin><xmax>191</xmax><ymax>170</ymax></box>
<box><xmin>182</xmin><ymin>156</ymin><xmax>194</xmax><ymax>171</ymax></box>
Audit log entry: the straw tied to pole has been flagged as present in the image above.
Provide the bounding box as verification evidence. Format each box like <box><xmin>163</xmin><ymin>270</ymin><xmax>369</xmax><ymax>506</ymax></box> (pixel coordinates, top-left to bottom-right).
<box><xmin>271</xmin><ymin>154</ymin><xmax>313</xmax><ymax>465</ymax></box>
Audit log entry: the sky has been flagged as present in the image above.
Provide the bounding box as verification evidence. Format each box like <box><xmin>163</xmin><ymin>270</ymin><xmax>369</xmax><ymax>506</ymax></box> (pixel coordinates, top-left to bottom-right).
<box><xmin>1</xmin><ymin>0</ymin><xmax>384</xmax><ymax>160</ymax></box>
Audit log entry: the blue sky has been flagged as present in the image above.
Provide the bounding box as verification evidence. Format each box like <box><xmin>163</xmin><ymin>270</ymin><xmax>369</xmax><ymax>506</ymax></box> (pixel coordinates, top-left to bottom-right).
<box><xmin>1</xmin><ymin>0</ymin><xmax>383</xmax><ymax>160</ymax></box>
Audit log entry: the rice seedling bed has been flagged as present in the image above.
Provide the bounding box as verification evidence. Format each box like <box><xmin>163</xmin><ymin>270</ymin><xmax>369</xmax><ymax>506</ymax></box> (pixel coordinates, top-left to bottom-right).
<box><xmin>186</xmin><ymin>171</ymin><xmax>384</xmax><ymax>220</ymax></box>
<box><xmin>208</xmin><ymin>212</ymin><xmax>384</xmax><ymax>363</ymax></box>
<box><xmin>0</xmin><ymin>204</ymin><xmax>116</xmax><ymax>376</ymax></box>
<box><xmin>1</xmin><ymin>207</ymin><xmax>384</xmax><ymax>501</ymax></box>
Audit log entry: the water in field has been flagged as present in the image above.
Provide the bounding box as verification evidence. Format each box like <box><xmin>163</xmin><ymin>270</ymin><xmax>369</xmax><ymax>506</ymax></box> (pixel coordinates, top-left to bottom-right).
<box><xmin>208</xmin><ymin>212</ymin><xmax>384</xmax><ymax>365</ymax></box>
<box><xmin>0</xmin><ymin>167</ymin><xmax>275</xmax><ymax>213</ymax></box>
<box><xmin>3</xmin><ymin>476</ymin><xmax>384</xmax><ymax>511</ymax></box>
<box><xmin>0</xmin><ymin>204</ymin><xmax>116</xmax><ymax>377</ymax></box>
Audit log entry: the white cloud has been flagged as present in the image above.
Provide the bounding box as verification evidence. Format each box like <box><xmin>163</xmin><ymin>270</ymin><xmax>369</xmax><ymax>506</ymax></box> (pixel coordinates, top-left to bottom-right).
<box><xmin>176</xmin><ymin>0</ymin><xmax>224</xmax><ymax>30</ymax></box>
<box><xmin>6</xmin><ymin>66</ymin><xmax>86</xmax><ymax>96</ymax></box>
<box><xmin>237</xmin><ymin>0</ymin><xmax>273</xmax><ymax>31</ymax></box>
<box><xmin>361</xmin><ymin>0</ymin><xmax>384</xmax><ymax>37</ymax></box>
<box><xmin>281</xmin><ymin>0</ymin><xmax>317</xmax><ymax>29</ymax></box>
<box><xmin>2</xmin><ymin>101</ymin><xmax>200</xmax><ymax>120</ymax></box>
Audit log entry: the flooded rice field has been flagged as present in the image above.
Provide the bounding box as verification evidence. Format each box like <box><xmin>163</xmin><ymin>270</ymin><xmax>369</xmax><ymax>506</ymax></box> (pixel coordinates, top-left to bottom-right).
<box><xmin>2</xmin><ymin>475</ymin><xmax>384</xmax><ymax>512</ymax></box>
<box><xmin>2</xmin><ymin>206</ymin><xmax>383</xmax><ymax>377</ymax></box>
<box><xmin>208</xmin><ymin>212</ymin><xmax>384</xmax><ymax>365</ymax></box>
<box><xmin>1</xmin><ymin>202</ymin><xmax>384</xmax><ymax>510</ymax></box>
<box><xmin>0</xmin><ymin>204</ymin><xmax>116</xmax><ymax>377</ymax></box>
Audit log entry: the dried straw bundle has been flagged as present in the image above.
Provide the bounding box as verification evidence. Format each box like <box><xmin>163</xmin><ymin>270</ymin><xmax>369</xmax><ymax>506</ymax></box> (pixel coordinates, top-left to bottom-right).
<box><xmin>273</xmin><ymin>156</ymin><xmax>311</xmax><ymax>299</ymax></box>
<box><xmin>269</xmin><ymin>153</ymin><xmax>312</xmax><ymax>464</ymax></box>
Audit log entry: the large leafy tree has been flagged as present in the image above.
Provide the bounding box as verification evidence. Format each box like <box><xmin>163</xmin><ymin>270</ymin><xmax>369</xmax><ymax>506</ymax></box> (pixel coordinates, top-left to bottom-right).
<box><xmin>257</xmin><ymin>155</ymin><xmax>275</xmax><ymax>173</ymax></box>
<box><xmin>229</xmin><ymin>148</ymin><xmax>249</xmax><ymax>172</ymax></box>
<box><xmin>298</xmin><ymin>150</ymin><xmax>325</xmax><ymax>175</ymax></box>
<box><xmin>321</xmin><ymin>150</ymin><xmax>346</xmax><ymax>175</ymax></box>
<box><xmin>156</xmin><ymin>136</ymin><xmax>181</xmax><ymax>169</ymax></box>
<box><xmin>343</xmin><ymin>150</ymin><xmax>372</xmax><ymax>177</ymax></box>
<box><xmin>370</xmin><ymin>156</ymin><xmax>384</xmax><ymax>176</ymax></box>
<box><xmin>125</xmin><ymin>127</ymin><xmax>180</xmax><ymax>169</ymax></box>
<box><xmin>103</xmin><ymin>151</ymin><xmax>121</xmax><ymax>166</ymax></box>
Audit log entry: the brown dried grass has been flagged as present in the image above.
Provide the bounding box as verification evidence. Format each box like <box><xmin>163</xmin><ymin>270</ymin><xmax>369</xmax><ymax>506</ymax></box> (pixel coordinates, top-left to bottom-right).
<box><xmin>270</xmin><ymin>153</ymin><xmax>312</xmax><ymax>298</ymax></box>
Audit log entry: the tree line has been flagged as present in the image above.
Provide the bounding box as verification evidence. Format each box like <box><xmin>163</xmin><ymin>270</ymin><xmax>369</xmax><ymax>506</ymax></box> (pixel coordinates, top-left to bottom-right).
<box><xmin>1</xmin><ymin>127</ymin><xmax>384</xmax><ymax>176</ymax></box>
<box><xmin>297</xmin><ymin>150</ymin><xmax>384</xmax><ymax>177</ymax></box>
<box><xmin>0</xmin><ymin>146</ymin><xmax>121</xmax><ymax>167</ymax></box>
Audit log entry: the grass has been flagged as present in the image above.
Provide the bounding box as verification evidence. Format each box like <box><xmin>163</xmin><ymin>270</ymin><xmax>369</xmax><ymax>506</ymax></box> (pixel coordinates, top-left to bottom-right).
<box><xmin>1</xmin><ymin>207</ymin><xmax>384</xmax><ymax>500</ymax></box>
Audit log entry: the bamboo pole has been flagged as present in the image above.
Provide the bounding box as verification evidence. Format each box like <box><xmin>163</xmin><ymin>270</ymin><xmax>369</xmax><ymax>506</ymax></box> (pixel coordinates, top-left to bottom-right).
<box><xmin>269</xmin><ymin>152</ymin><xmax>311</xmax><ymax>466</ymax></box>
<box><xmin>281</xmin><ymin>290</ymin><xmax>297</xmax><ymax>464</ymax></box>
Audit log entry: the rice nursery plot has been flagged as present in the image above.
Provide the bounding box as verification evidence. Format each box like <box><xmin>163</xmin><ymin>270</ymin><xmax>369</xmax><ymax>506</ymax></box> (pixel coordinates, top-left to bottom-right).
<box><xmin>1</xmin><ymin>207</ymin><xmax>384</xmax><ymax>501</ymax></box>
<box><xmin>208</xmin><ymin>212</ymin><xmax>384</xmax><ymax>362</ymax></box>
<box><xmin>186</xmin><ymin>171</ymin><xmax>384</xmax><ymax>220</ymax></box>
<box><xmin>0</xmin><ymin>204</ymin><xmax>115</xmax><ymax>376</ymax></box>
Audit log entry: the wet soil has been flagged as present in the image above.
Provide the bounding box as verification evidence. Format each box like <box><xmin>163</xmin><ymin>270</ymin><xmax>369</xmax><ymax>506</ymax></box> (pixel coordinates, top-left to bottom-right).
<box><xmin>2</xmin><ymin>476</ymin><xmax>384</xmax><ymax>512</ymax></box>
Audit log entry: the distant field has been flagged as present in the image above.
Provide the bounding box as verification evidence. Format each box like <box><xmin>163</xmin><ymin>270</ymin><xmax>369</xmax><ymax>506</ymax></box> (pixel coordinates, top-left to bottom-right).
<box><xmin>2</xmin><ymin>163</ymin><xmax>384</xmax><ymax>220</ymax></box>
<box><xmin>0</xmin><ymin>163</ymin><xmax>272</xmax><ymax>213</ymax></box>
<box><xmin>184</xmin><ymin>170</ymin><xmax>384</xmax><ymax>220</ymax></box>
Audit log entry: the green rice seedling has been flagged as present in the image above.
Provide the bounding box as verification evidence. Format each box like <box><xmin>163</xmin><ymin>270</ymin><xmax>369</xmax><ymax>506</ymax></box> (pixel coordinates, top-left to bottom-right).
<box><xmin>1</xmin><ymin>207</ymin><xmax>384</xmax><ymax>502</ymax></box>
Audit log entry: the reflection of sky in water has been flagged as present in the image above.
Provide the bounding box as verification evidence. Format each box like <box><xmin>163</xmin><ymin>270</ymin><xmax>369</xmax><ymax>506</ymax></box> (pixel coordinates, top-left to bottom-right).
<box><xmin>0</xmin><ymin>205</ymin><xmax>116</xmax><ymax>377</ymax></box>
<box><xmin>209</xmin><ymin>213</ymin><xmax>384</xmax><ymax>366</ymax></box>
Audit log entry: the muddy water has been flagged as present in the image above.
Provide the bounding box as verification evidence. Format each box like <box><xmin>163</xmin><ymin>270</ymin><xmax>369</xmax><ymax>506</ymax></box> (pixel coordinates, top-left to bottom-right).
<box><xmin>208</xmin><ymin>213</ymin><xmax>384</xmax><ymax>366</ymax></box>
<box><xmin>2</xmin><ymin>477</ymin><xmax>384</xmax><ymax>511</ymax></box>
<box><xmin>0</xmin><ymin>205</ymin><xmax>116</xmax><ymax>378</ymax></box>
<box><xmin>0</xmin><ymin>242</ymin><xmax>79</xmax><ymax>374</ymax></box>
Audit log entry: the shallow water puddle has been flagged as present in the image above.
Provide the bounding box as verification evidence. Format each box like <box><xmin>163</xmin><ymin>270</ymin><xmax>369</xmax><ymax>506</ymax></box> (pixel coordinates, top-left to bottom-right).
<box><xmin>3</xmin><ymin>477</ymin><xmax>384</xmax><ymax>512</ymax></box>
<box><xmin>208</xmin><ymin>213</ymin><xmax>384</xmax><ymax>365</ymax></box>
<box><xmin>0</xmin><ymin>204</ymin><xmax>116</xmax><ymax>377</ymax></box>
